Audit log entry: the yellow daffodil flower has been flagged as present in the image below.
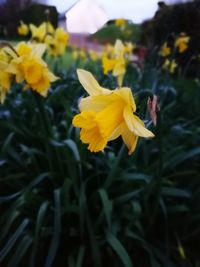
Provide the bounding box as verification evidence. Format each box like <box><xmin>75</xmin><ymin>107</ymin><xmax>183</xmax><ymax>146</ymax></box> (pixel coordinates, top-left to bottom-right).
<box><xmin>175</xmin><ymin>33</ymin><xmax>190</xmax><ymax>53</ymax></box>
<box><xmin>79</xmin><ymin>49</ymin><xmax>87</xmax><ymax>60</ymax></box>
<box><xmin>160</xmin><ymin>42</ymin><xmax>171</xmax><ymax>57</ymax></box>
<box><xmin>162</xmin><ymin>59</ymin><xmax>177</xmax><ymax>74</ymax></box>
<box><xmin>88</xmin><ymin>50</ymin><xmax>100</xmax><ymax>61</ymax></box>
<box><xmin>115</xmin><ymin>18</ymin><xmax>126</xmax><ymax>28</ymax></box>
<box><xmin>102</xmin><ymin>56</ymin><xmax>117</xmax><ymax>74</ymax></box>
<box><xmin>102</xmin><ymin>40</ymin><xmax>126</xmax><ymax>86</ymax></box>
<box><xmin>0</xmin><ymin>71</ymin><xmax>12</xmax><ymax>104</ymax></box>
<box><xmin>45</xmin><ymin>27</ymin><xmax>69</xmax><ymax>56</ymax></box>
<box><xmin>0</xmin><ymin>46</ymin><xmax>17</xmax><ymax>103</ymax></box>
<box><xmin>7</xmin><ymin>42</ymin><xmax>58</xmax><ymax>96</ymax></box>
<box><xmin>30</xmin><ymin>22</ymin><xmax>55</xmax><ymax>42</ymax></box>
<box><xmin>17</xmin><ymin>21</ymin><xmax>29</xmax><ymax>36</ymax></box>
<box><xmin>54</xmin><ymin>28</ymin><xmax>69</xmax><ymax>46</ymax></box>
<box><xmin>124</xmin><ymin>42</ymin><xmax>135</xmax><ymax>59</ymax></box>
<box><xmin>72</xmin><ymin>50</ymin><xmax>78</xmax><ymax>60</ymax></box>
<box><xmin>72</xmin><ymin>69</ymin><xmax>154</xmax><ymax>154</ymax></box>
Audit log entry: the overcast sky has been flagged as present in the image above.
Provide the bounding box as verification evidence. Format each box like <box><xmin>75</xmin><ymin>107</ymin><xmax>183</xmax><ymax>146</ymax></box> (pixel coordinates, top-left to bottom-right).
<box><xmin>46</xmin><ymin>0</ymin><xmax>182</xmax><ymax>23</ymax></box>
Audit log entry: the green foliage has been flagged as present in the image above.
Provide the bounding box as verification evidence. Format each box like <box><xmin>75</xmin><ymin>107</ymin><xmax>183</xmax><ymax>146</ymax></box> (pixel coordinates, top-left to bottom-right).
<box><xmin>92</xmin><ymin>22</ymin><xmax>141</xmax><ymax>44</ymax></box>
<box><xmin>0</xmin><ymin>51</ymin><xmax>200</xmax><ymax>267</ymax></box>
<box><xmin>140</xmin><ymin>1</ymin><xmax>200</xmax><ymax>76</ymax></box>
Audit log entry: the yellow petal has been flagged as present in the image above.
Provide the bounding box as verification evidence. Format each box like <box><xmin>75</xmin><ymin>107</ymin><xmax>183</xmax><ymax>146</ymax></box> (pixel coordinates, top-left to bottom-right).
<box><xmin>16</xmin><ymin>42</ymin><xmax>32</xmax><ymax>56</ymax></box>
<box><xmin>30</xmin><ymin>74</ymin><xmax>50</xmax><ymax>97</ymax></box>
<box><xmin>102</xmin><ymin>56</ymin><xmax>116</xmax><ymax>74</ymax></box>
<box><xmin>121</xmin><ymin>123</ymin><xmax>139</xmax><ymax>155</ymax></box>
<box><xmin>108</xmin><ymin>125</ymin><xmax>122</xmax><ymax>141</ymax></box>
<box><xmin>72</xmin><ymin>111</ymin><xmax>97</xmax><ymax>129</ymax></box>
<box><xmin>31</xmin><ymin>44</ymin><xmax>46</xmax><ymax>58</ymax></box>
<box><xmin>96</xmin><ymin>97</ymin><xmax>124</xmax><ymax>138</ymax></box>
<box><xmin>124</xmin><ymin>106</ymin><xmax>154</xmax><ymax>137</ymax></box>
<box><xmin>114</xmin><ymin>39</ymin><xmax>125</xmax><ymax>58</ymax></box>
<box><xmin>117</xmin><ymin>74</ymin><xmax>124</xmax><ymax>87</ymax></box>
<box><xmin>47</xmin><ymin>71</ymin><xmax>59</xmax><ymax>82</ymax></box>
<box><xmin>115</xmin><ymin>87</ymin><xmax>136</xmax><ymax>112</ymax></box>
<box><xmin>79</xmin><ymin>93</ymin><xmax>117</xmax><ymax>112</ymax></box>
<box><xmin>113</xmin><ymin>58</ymin><xmax>126</xmax><ymax>77</ymax></box>
<box><xmin>77</xmin><ymin>69</ymin><xmax>110</xmax><ymax>96</ymax></box>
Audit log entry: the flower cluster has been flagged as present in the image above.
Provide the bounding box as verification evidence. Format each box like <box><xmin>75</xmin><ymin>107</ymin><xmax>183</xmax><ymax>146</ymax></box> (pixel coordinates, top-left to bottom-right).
<box><xmin>0</xmin><ymin>42</ymin><xmax>58</xmax><ymax>103</ymax></box>
<box><xmin>18</xmin><ymin>21</ymin><xmax>69</xmax><ymax>57</ymax></box>
<box><xmin>160</xmin><ymin>33</ymin><xmax>190</xmax><ymax>74</ymax></box>
<box><xmin>102</xmin><ymin>39</ymin><xmax>135</xmax><ymax>86</ymax></box>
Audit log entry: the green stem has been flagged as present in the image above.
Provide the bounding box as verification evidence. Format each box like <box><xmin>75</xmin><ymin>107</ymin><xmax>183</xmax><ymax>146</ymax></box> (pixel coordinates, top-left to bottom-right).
<box><xmin>33</xmin><ymin>93</ymin><xmax>52</xmax><ymax>137</ymax></box>
<box><xmin>103</xmin><ymin>144</ymin><xmax>126</xmax><ymax>189</ymax></box>
<box><xmin>150</xmin><ymin>110</ymin><xmax>163</xmax><ymax>225</ymax></box>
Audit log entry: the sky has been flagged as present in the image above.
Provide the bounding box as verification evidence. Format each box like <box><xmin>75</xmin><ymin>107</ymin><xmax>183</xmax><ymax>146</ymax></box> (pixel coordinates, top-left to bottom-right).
<box><xmin>46</xmin><ymin>0</ymin><xmax>182</xmax><ymax>23</ymax></box>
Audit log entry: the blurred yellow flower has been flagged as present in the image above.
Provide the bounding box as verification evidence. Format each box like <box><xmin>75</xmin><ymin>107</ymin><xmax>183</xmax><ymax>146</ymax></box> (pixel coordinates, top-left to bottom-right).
<box><xmin>72</xmin><ymin>69</ymin><xmax>154</xmax><ymax>154</ymax></box>
<box><xmin>175</xmin><ymin>33</ymin><xmax>190</xmax><ymax>53</ymax></box>
<box><xmin>79</xmin><ymin>49</ymin><xmax>87</xmax><ymax>60</ymax></box>
<box><xmin>160</xmin><ymin>42</ymin><xmax>171</xmax><ymax>57</ymax></box>
<box><xmin>54</xmin><ymin>28</ymin><xmax>69</xmax><ymax>46</ymax></box>
<box><xmin>17</xmin><ymin>21</ymin><xmax>29</xmax><ymax>36</ymax></box>
<box><xmin>102</xmin><ymin>56</ymin><xmax>117</xmax><ymax>74</ymax></box>
<box><xmin>7</xmin><ymin>42</ymin><xmax>58</xmax><ymax>96</ymax></box>
<box><xmin>0</xmin><ymin>46</ymin><xmax>17</xmax><ymax>103</ymax></box>
<box><xmin>115</xmin><ymin>18</ymin><xmax>126</xmax><ymax>28</ymax></box>
<box><xmin>45</xmin><ymin>27</ymin><xmax>69</xmax><ymax>56</ymax></box>
<box><xmin>72</xmin><ymin>49</ymin><xmax>78</xmax><ymax>60</ymax></box>
<box><xmin>88</xmin><ymin>50</ymin><xmax>100</xmax><ymax>61</ymax></box>
<box><xmin>162</xmin><ymin>59</ymin><xmax>177</xmax><ymax>74</ymax></box>
<box><xmin>102</xmin><ymin>40</ymin><xmax>126</xmax><ymax>86</ymax></box>
<box><xmin>0</xmin><ymin>71</ymin><xmax>12</xmax><ymax>104</ymax></box>
<box><xmin>30</xmin><ymin>22</ymin><xmax>55</xmax><ymax>42</ymax></box>
<box><xmin>124</xmin><ymin>42</ymin><xmax>135</xmax><ymax>59</ymax></box>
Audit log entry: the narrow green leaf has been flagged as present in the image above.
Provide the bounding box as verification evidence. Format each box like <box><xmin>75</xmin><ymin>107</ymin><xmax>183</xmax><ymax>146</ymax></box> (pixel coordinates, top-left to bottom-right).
<box><xmin>0</xmin><ymin>191</ymin><xmax>22</xmax><ymax>203</ymax></box>
<box><xmin>0</xmin><ymin>210</ymin><xmax>19</xmax><ymax>241</ymax></box>
<box><xmin>76</xmin><ymin>246</ymin><xmax>85</xmax><ymax>267</ymax></box>
<box><xmin>98</xmin><ymin>189</ymin><xmax>112</xmax><ymax>229</ymax></box>
<box><xmin>161</xmin><ymin>187</ymin><xmax>191</xmax><ymax>198</ymax></box>
<box><xmin>44</xmin><ymin>189</ymin><xmax>61</xmax><ymax>267</ymax></box>
<box><xmin>0</xmin><ymin>218</ymin><xmax>29</xmax><ymax>261</ymax></box>
<box><xmin>114</xmin><ymin>189</ymin><xmax>142</xmax><ymax>204</ymax></box>
<box><xmin>30</xmin><ymin>201</ymin><xmax>49</xmax><ymax>267</ymax></box>
<box><xmin>8</xmin><ymin>235</ymin><xmax>32</xmax><ymax>267</ymax></box>
<box><xmin>106</xmin><ymin>231</ymin><xmax>133</xmax><ymax>267</ymax></box>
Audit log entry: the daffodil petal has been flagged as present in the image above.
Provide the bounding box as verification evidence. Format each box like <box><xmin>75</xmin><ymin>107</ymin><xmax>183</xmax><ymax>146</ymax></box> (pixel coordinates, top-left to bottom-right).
<box><xmin>108</xmin><ymin>125</ymin><xmax>122</xmax><ymax>141</ymax></box>
<box><xmin>31</xmin><ymin>44</ymin><xmax>46</xmax><ymax>58</ymax></box>
<box><xmin>115</xmin><ymin>87</ymin><xmax>136</xmax><ymax>112</ymax></box>
<box><xmin>121</xmin><ymin>123</ymin><xmax>139</xmax><ymax>155</ymax></box>
<box><xmin>77</xmin><ymin>69</ymin><xmax>110</xmax><ymax>95</ymax></box>
<box><xmin>114</xmin><ymin>39</ymin><xmax>125</xmax><ymax>58</ymax></box>
<box><xmin>124</xmin><ymin>106</ymin><xmax>154</xmax><ymax>137</ymax></box>
<box><xmin>79</xmin><ymin>93</ymin><xmax>117</xmax><ymax>112</ymax></box>
<box><xmin>113</xmin><ymin>58</ymin><xmax>126</xmax><ymax>77</ymax></box>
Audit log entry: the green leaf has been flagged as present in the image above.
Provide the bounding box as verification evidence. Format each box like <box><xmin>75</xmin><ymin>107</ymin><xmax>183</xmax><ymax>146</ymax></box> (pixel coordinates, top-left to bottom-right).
<box><xmin>44</xmin><ymin>189</ymin><xmax>61</xmax><ymax>267</ymax></box>
<box><xmin>98</xmin><ymin>189</ymin><xmax>112</xmax><ymax>229</ymax></box>
<box><xmin>161</xmin><ymin>187</ymin><xmax>191</xmax><ymax>198</ymax></box>
<box><xmin>106</xmin><ymin>231</ymin><xmax>133</xmax><ymax>267</ymax></box>
<box><xmin>75</xmin><ymin>246</ymin><xmax>85</xmax><ymax>267</ymax></box>
<box><xmin>0</xmin><ymin>218</ymin><xmax>29</xmax><ymax>261</ymax></box>
<box><xmin>63</xmin><ymin>139</ymin><xmax>81</xmax><ymax>162</ymax></box>
<box><xmin>114</xmin><ymin>189</ymin><xmax>142</xmax><ymax>204</ymax></box>
<box><xmin>8</xmin><ymin>235</ymin><xmax>32</xmax><ymax>267</ymax></box>
<box><xmin>0</xmin><ymin>210</ymin><xmax>19</xmax><ymax>241</ymax></box>
<box><xmin>30</xmin><ymin>201</ymin><xmax>49</xmax><ymax>267</ymax></box>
